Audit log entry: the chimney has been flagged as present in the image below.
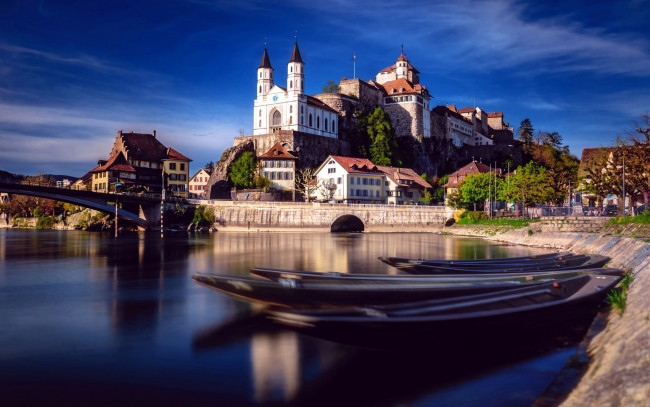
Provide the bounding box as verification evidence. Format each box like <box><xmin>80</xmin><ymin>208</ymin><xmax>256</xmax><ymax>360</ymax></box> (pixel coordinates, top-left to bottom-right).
<box><xmin>153</xmin><ymin>130</ymin><xmax>156</xmax><ymax>138</ymax></box>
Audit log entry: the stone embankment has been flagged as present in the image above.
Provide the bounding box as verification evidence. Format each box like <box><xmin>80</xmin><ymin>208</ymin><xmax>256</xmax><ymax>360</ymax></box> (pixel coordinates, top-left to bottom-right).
<box><xmin>444</xmin><ymin>224</ymin><xmax>650</xmax><ymax>406</ymax></box>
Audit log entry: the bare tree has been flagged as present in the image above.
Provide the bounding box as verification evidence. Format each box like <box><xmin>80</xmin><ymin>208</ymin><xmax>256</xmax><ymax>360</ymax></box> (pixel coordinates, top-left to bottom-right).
<box><xmin>294</xmin><ymin>168</ymin><xmax>322</xmax><ymax>202</ymax></box>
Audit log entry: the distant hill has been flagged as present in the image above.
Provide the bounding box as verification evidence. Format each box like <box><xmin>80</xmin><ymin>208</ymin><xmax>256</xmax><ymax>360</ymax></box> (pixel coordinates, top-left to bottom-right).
<box><xmin>42</xmin><ymin>174</ymin><xmax>79</xmax><ymax>182</ymax></box>
<box><xmin>0</xmin><ymin>169</ymin><xmax>22</xmax><ymax>183</ymax></box>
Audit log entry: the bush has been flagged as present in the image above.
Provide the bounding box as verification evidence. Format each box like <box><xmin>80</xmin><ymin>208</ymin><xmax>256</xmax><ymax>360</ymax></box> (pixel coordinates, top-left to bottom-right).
<box><xmin>36</xmin><ymin>215</ymin><xmax>57</xmax><ymax>229</ymax></box>
<box><xmin>192</xmin><ymin>206</ymin><xmax>215</xmax><ymax>225</ymax></box>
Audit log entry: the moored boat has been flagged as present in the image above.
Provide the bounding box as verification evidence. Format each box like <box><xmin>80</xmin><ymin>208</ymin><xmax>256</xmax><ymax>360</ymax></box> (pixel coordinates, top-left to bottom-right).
<box><xmin>266</xmin><ymin>274</ymin><xmax>621</xmax><ymax>348</ymax></box>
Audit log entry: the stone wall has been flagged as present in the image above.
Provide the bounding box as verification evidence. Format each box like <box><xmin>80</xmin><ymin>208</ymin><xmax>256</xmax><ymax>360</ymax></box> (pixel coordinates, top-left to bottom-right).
<box><xmin>540</xmin><ymin>216</ymin><xmax>610</xmax><ymax>233</ymax></box>
<box><xmin>384</xmin><ymin>102</ymin><xmax>422</xmax><ymax>139</ymax></box>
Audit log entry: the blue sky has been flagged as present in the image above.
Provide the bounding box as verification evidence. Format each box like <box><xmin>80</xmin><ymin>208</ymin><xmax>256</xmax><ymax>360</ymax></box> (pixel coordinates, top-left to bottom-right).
<box><xmin>1</xmin><ymin>0</ymin><xmax>649</xmax><ymax>177</ymax></box>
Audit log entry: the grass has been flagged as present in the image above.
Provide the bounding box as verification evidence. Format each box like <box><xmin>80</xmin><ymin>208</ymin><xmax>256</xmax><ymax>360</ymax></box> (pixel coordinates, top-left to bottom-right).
<box><xmin>607</xmin><ymin>271</ymin><xmax>634</xmax><ymax>315</ymax></box>
<box><xmin>607</xmin><ymin>211</ymin><xmax>650</xmax><ymax>226</ymax></box>
<box><xmin>455</xmin><ymin>217</ymin><xmax>540</xmax><ymax>227</ymax></box>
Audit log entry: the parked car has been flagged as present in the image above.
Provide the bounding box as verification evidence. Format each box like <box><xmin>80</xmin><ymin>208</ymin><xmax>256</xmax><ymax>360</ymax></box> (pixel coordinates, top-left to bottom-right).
<box><xmin>604</xmin><ymin>205</ymin><xmax>618</xmax><ymax>216</ymax></box>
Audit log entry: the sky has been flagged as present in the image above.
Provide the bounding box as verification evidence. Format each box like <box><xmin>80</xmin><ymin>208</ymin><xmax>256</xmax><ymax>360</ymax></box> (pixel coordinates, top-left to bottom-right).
<box><xmin>1</xmin><ymin>0</ymin><xmax>649</xmax><ymax>177</ymax></box>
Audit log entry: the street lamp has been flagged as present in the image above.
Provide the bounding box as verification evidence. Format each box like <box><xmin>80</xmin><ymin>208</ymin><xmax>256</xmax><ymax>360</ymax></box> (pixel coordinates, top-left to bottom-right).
<box><xmin>114</xmin><ymin>178</ymin><xmax>122</xmax><ymax>238</ymax></box>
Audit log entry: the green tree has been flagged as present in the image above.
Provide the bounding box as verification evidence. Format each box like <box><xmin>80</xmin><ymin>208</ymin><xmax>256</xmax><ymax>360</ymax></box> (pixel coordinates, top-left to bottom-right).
<box><xmin>433</xmin><ymin>174</ymin><xmax>449</xmax><ymax>203</ymax></box>
<box><xmin>455</xmin><ymin>173</ymin><xmax>505</xmax><ymax>210</ymax></box>
<box><xmin>228</xmin><ymin>152</ymin><xmax>257</xmax><ymax>188</ymax></box>
<box><xmin>518</xmin><ymin>118</ymin><xmax>534</xmax><ymax>147</ymax></box>
<box><xmin>321</xmin><ymin>80</ymin><xmax>339</xmax><ymax>93</ymax></box>
<box><xmin>419</xmin><ymin>189</ymin><xmax>433</xmax><ymax>205</ymax></box>
<box><xmin>366</xmin><ymin>107</ymin><xmax>398</xmax><ymax>166</ymax></box>
<box><xmin>530</xmin><ymin>143</ymin><xmax>579</xmax><ymax>205</ymax></box>
<box><xmin>502</xmin><ymin>162</ymin><xmax>555</xmax><ymax>210</ymax></box>
<box><xmin>205</xmin><ymin>161</ymin><xmax>214</xmax><ymax>174</ymax></box>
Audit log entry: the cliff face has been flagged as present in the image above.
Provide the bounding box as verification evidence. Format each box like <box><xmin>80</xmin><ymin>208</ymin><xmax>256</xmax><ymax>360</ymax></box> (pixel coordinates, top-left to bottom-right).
<box><xmin>204</xmin><ymin>140</ymin><xmax>256</xmax><ymax>199</ymax></box>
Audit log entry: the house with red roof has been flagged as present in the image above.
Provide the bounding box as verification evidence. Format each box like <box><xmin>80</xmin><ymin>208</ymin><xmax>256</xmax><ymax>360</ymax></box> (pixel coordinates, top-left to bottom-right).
<box><xmin>258</xmin><ymin>142</ymin><xmax>298</xmax><ymax>191</ymax></box>
<box><xmin>376</xmin><ymin>165</ymin><xmax>432</xmax><ymax>205</ymax></box>
<box><xmin>443</xmin><ymin>160</ymin><xmax>502</xmax><ymax>199</ymax></box>
<box><xmin>89</xmin><ymin>130</ymin><xmax>191</xmax><ymax>197</ymax></box>
<box><xmin>312</xmin><ymin>156</ymin><xmax>386</xmax><ymax>203</ymax></box>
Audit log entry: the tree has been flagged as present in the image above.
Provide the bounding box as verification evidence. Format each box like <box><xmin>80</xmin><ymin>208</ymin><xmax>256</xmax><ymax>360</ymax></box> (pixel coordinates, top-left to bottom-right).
<box><xmin>321</xmin><ymin>80</ymin><xmax>339</xmax><ymax>93</ymax></box>
<box><xmin>366</xmin><ymin>107</ymin><xmax>398</xmax><ymax>166</ymax></box>
<box><xmin>432</xmin><ymin>174</ymin><xmax>449</xmax><ymax>203</ymax></box>
<box><xmin>502</xmin><ymin>162</ymin><xmax>555</xmax><ymax>211</ymax></box>
<box><xmin>517</xmin><ymin>118</ymin><xmax>534</xmax><ymax>147</ymax></box>
<box><xmin>205</xmin><ymin>161</ymin><xmax>214</xmax><ymax>174</ymax></box>
<box><xmin>543</xmin><ymin>131</ymin><xmax>563</xmax><ymax>149</ymax></box>
<box><xmin>228</xmin><ymin>152</ymin><xmax>257</xmax><ymax>188</ymax></box>
<box><xmin>419</xmin><ymin>189</ymin><xmax>433</xmax><ymax>205</ymax></box>
<box><xmin>295</xmin><ymin>167</ymin><xmax>321</xmax><ymax>202</ymax></box>
<box><xmin>454</xmin><ymin>173</ymin><xmax>505</xmax><ymax>211</ymax></box>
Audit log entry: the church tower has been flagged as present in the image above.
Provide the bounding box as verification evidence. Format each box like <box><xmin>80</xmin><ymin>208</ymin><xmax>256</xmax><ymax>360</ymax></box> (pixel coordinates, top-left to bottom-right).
<box><xmin>287</xmin><ymin>40</ymin><xmax>304</xmax><ymax>96</ymax></box>
<box><xmin>396</xmin><ymin>47</ymin><xmax>408</xmax><ymax>79</ymax></box>
<box><xmin>257</xmin><ymin>46</ymin><xmax>273</xmax><ymax>97</ymax></box>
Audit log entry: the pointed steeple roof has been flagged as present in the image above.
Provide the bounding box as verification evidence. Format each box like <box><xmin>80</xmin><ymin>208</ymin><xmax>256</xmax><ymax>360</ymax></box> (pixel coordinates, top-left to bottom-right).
<box><xmin>397</xmin><ymin>45</ymin><xmax>408</xmax><ymax>62</ymax></box>
<box><xmin>259</xmin><ymin>47</ymin><xmax>272</xmax><ymax>69</ymax></box>
<box><xmin>290</xmin><ymin>41</ymin><xmax>303</xmax><ymax>63</ymax></box>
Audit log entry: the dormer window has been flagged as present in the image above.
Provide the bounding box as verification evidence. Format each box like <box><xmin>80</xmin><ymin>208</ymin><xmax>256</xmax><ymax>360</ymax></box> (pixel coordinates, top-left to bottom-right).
<box><xmin>391</xmin><ymin>89</ymin><xmax>396</xmax><ymax>94</ymax></box>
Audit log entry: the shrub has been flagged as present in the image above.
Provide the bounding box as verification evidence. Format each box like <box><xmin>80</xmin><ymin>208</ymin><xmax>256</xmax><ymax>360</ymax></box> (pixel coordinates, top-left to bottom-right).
<box><xmin>192</xmin><ymin>206</ymin><xmax>215</xmax><ymax>225</ymax></box>
<box><xmin>36</xmin><ymin>215</ymin><xmax>57</xmax><ymax>229</ymax></box>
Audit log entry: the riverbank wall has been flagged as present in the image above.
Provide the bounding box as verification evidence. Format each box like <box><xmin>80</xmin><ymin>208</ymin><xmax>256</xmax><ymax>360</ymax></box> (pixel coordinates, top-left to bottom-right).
<box><xmin>443</xmin><ymin>224</ymin><xmax>650</xmax><ymax>406</ymax></box>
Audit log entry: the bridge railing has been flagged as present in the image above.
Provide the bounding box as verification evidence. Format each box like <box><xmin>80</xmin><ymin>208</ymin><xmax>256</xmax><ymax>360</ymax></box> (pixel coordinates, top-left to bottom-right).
<box><xmin>195</xmin><ymin>199</ymin><xmax>447</xmax><ymax>211</ymax></box>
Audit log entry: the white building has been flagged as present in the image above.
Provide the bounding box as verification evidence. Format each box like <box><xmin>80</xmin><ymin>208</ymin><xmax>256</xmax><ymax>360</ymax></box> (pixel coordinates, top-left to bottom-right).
<box><xmin>258</xmin><ymin>142</ymin><xmax>297</xmax><ymax>191</ymax></box>
<box><xmin>312</xmin><ymin>156</ymin><xmax>386</xmax><ymax>203</ymax></box>
<box><xmin>189</xmin><ymin>168</ymin><xmax>211</xmax><ymax>199</ymax></box>
<box><xmin>253</xmin><ymin>41</ymin><xmax>339</xmax><ymax>138</ymax></box>
<box><xmin>376</xmin><ymin>166</ymin><xmax>433</xmax><ymax>205</ymax></box>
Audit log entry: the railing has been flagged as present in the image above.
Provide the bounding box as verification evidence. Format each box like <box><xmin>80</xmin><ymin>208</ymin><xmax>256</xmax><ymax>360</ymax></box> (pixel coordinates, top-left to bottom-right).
<box><xmin>196</xmin><ymin>199</ymin><xmax>447</xmax><ymax>210</ymax></box>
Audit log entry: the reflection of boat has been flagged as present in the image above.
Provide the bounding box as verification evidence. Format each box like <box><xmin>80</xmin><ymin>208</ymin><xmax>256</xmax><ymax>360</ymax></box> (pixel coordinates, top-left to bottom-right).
<box><xmin>267</xmin><ymin>274</ymin><xmax>620</xmax><ymax>349</ymax></box>
<box><xmin>250</xmin><ymin>266</ymin><xmax>624</xmax><ymax>283</ymax></box>
<box><xmin>383</xmin><ymin>251</ymin><xmax>572</xmax><ymax>266</ymax></box>
<box><xmin>192</xmin><ymin>313</ymin><xmax>282</xmax><ymax>351</ymax></box>
<box><xmin>380</xmin><ymin>254</ymin><xmax>611</xmax><ymax>274</ymax></box>
<box><xmin>192</xmin><ymin>272</ymin><xmax>562</xmax><ymax>308</ymax></box>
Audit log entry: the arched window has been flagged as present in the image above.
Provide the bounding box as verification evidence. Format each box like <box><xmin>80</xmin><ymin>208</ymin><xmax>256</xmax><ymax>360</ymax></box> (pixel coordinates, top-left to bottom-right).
<box><xmin>301</xmin><ymin>116</ymin><xmax>304</xmax><ymax>125</ymax></box>
<box><xmin>317</xmin><ymin>116</ymin><xmax>320</xmax><ymax>129</ymax></box>
<box><xmin>300</xmin><ymin>106</ymin><xmax>304</xmax><ymax>113</ymax></box>
<box><xmin>259</xmin><ymin>109</ymin><xmax>262</xmax><ymax>117</ymax></box>
<box><xmin>333</xmin><ymin>119</ymin><xmax>336</xmax><ymax>133</ymax></box>
<box><xmin>289</xmin><ymin>116</ymin><xmax>292</xmax><ymax>124</ymax></box>
<box><xmin>324</xmin><ymin>118</ymin><xmax>328</xmax><ymax>131</ymax></box>
<box><xmin>309</xmin><ymin>114</ymin><xmax>312</xmax><ymax>127</ymax></box>
<box><xmin>289</xmin><ymin>105</ymin><xmax>293</xmax><ymax>113</ymax></box>
<box><xmin>259</xmin><ymin>120</ymin><xmax>262</xmax><ymax>127</ymax></box>
<box><xmin>301</xmin><ymin>79</ymin><xmax>304</xmax><ymax>89</ymax></box>
<box><xmin>259</xmin><ymin>86</ymin><xmax>261</xmax><ymax>94</ymax></box>
<box><xmin>290</xmin><ymin>66</ymin><xmax>293</xmax><ymax>73</ymax></box>
<box><xmin>259</xmin><ymin>72</ymin><xmax>262</xmax><ymax>78</ymax></box>
<box><xmin>290</xmin><ymin>80</ymin><xmax>293</xmax><ymax>89</ymax></box>
<box><xmin>272</xmin><ymin>110</ymin><xmax>282</xmax><ymax>126</ymax></box>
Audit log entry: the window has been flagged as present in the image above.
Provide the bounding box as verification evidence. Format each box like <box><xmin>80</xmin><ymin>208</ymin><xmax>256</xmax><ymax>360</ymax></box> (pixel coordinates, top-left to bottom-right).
<box><xmin>328</xmin><ymin>168</ymin><xmax>335</xmax><ymax>174</ymax></box>
<box><xmin>350</xmin><ymin>177</ymin><xmax>354</xmax><ymax>184</ymax></box>
<box><xmin>169</xmin><ymin>173</ymin><xmax>178</xmax><ymax>180</ymax></box>
<box><xmin>316</xmin><ymin>116</ymin><xmax>320</xmax><ymax>129</ymax></box>
<box><xmin>337</xmin><ymin>177</ymin><xmax>342</xmax><ymax>184</ymax></box>
<box><xmin>376</xmin><ymin>190</ymin><xmax>379</xmax><ymax>197</ymax></box>
<box><xmin>290</xmin><ymin>106</ymin><xmax>293</xmax><ymax>113</ymax></box>
<box><xmin>180</xmin><ymin>163</ymin><xmax>185</xmax><ymax>171</ymax></box>
<box><xmin>259</xmin><ymin>120</ymin><xmax>262</xmax><ymax>127</ymax></box>
<box><xmin>274</xmin><ymin>160</ymin><xmax>278</xmax><ymax>168</ymax></box>
<box><xmin>363</xmin><ymin>190</ymin><xmax>368</xmax><ymax>197</ymax></box>
<box><xmin>350</xmin><ymin>189</ymin><xmax>355</xmax><ymax>196</ymax></box>
<box><xmin>259</xmin><ymin>86</ymin><xmax>262</xmax><ymax>93</ymax></box>
<box><xmin>169</xmin><ymin>163</ymin><xmax>176</xmax><ymax>170</ymax></box>
<box><xmin>259</xmin><ymin>110</ymin><xmax>262</xmax><ymax>117</ymax></box>
<box><xmin>309</xmin><ymin>114</ymin><xmax>312</xmax><ymax>127</ymax></box>
<box><xmin>333</xmin><ymin>119</ymin><xmax>336</xmax><ymax>133</ymax></box>
<box><xmin>362</xmin><ymin>178</ymin><xmax>368</xmax><ymax>185</ymax></box>
<box><xmin>290</xmin><ymin>80</ymin><xmax>293</xmax><ymax>89</ymax></box>
<box><xmin>301</xmin><ymin>106</ymin><xmax>304</xmax><ymax>113</ymax></box>
<box><xmin>289</xmin><ymin>116</ymin><xmax>292</xmax><ymax>124</ymax></box>
<box><xmin>324</xmin><ymin>118</ymin><xmax>328</xmax><ymax>131</ymax></box>
<box><xmin>272</xmin><ymin>110</ymin><xmax>281</xmax><ymax>126</ymax></box>
<box><xmin>271</xmin><ymin>172</ymin><xmax>276</xmax><ymax>180</ymax></box>
<box><xmin>179</xmin><ymin>174</ymin><xmax>186</xmax><ymax>181</ymax></box>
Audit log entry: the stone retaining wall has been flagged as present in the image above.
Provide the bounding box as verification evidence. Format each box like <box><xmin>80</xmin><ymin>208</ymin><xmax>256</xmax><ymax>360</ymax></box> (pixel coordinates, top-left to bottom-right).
<box><xmin>444</xmin><ymin>225</ymin><xmax>650</xmax><ymax>406</ymax></box>
<box><xmin>540</xmin><ymin>216</ymin><xmax>610</xmax><ymax>233</ymax></box>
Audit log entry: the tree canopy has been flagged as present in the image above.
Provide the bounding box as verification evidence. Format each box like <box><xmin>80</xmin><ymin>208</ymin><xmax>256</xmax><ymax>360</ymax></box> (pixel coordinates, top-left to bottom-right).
<box><xmin>228</xmin><ymin>152</ymin><xmax>257</xmax><ymax>188</ymax></box>
<box><xmin>359</xmin><ymin>107</ymin><xmax>398</xmax><ymax>166</ymax></box>
<box><xmin>517</xmin><ymin>118</ymin><xmax>534</xmax><ymax>147</ymax></box>
<box><xmin>501</xmin><ymin>162</ymin><xmax>555</xmax><ymax>207</ymax></box>
<box><xmin>447</xmin><ymin>173</ymin><xmax>504</xmax><ymax>210</ymax></box>
<box><xmin>321</xmin><ymin>80</ymin><xmax>339</xmax><ymax>93</ymax></box>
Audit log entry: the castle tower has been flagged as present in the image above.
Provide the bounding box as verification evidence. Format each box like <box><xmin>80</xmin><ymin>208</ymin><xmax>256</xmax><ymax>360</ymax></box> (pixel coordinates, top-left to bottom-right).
<box><xmin>287</xmin><ymin>40</ymin><xmax>304</xmax><ymax>96</ymax></box>
<box><xmin>257</xmin><ymin>46</ymin><xmax>273</xmax><ymax>97</ymax></box>
<box><xmin>396</xmin><ymin>47</ymin><xmax>408</xmax><ymax>79</ymax></box>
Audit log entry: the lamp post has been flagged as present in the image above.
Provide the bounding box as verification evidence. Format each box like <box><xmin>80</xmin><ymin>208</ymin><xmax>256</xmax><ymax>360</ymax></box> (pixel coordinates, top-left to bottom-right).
<box><xmin>161</xmin><ymin>164</ymin><xmax>166</xmax><ymax>239</ymax></box>
<box><xmin>114</xmin><ymin>178</ymin><xmax>122</xmax><ymax>238</ymax></box>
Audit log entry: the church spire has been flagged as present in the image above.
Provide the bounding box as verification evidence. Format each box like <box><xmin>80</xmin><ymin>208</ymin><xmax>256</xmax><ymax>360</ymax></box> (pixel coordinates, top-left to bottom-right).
<box><xmin>259</xmin><ymin>43</ymin><xmax>272</xmax><ymax>69</ymax></box>
<box><xmin>289</xmin><ymin>36</ymin><xmax>303</xmax><ymax>63</ymax></box>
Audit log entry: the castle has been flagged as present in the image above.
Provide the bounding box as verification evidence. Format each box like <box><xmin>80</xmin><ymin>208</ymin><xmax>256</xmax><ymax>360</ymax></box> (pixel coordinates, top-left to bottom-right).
<box><xmin>226</xmin><ymin>41</ymin><xmax>517</xmax><ymax>186</ymax></box>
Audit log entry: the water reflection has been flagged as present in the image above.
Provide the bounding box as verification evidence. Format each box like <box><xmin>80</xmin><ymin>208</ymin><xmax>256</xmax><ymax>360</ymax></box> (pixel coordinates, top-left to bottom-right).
<box><xmin>0</xmin><ymin>229</ymin><xmax>568</xmax><ymax>407</ymax></box>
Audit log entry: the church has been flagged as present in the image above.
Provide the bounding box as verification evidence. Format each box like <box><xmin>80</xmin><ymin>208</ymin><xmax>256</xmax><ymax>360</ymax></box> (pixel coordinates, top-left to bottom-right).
<box><xmin>253</xmin><ymin>41</ymin><xmax>339</xmax><ymax>138</ymax></box>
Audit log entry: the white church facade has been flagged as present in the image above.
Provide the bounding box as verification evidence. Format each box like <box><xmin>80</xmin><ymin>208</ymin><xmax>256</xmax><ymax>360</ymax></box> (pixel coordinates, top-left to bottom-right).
<box><xmin>253</xmin><ymin>41</ymin><xmax>339</xmax><ymax>138</ymax></box>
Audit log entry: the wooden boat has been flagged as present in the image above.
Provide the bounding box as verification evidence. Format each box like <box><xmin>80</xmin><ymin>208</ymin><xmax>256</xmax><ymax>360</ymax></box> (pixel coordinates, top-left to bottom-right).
<box><xmin>250</xmin><ymin>266</ymin><xmax>624</xmax><ymax>284</ymax></box>
<box><xmin>380</xmin><ymin>253</ymin><xmax>595</xmax><ymax>268</ymax></box>
<box><xmin>381</xmin><ymin>251</ymin><xmax>573</xmax><ymax>267</ymax></box>
<box><xmin>192</xmin><ymin>272</ymin><xmax>563</xmax><ymax>308</ymax></box>
<box><xmin>380</xmin><ymin>254</ymin><xmax>610</xmax><ymax>274</ymax></box>
<box><xmin>266</xmin><ymin>274</ymin><xmax>621</xmax><ymax>348</ymax></box>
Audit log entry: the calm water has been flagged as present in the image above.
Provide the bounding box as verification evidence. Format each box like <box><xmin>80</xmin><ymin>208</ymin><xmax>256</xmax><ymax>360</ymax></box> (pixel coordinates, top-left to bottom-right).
<box><xmin>0</xmin><ymin>229</ymin><xmax>579</xmax><ymax>406</ymax></box>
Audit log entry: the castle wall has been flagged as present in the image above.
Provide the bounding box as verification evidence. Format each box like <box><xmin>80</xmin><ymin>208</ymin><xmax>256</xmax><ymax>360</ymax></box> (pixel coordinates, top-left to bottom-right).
<box><xmin>384</xmin><ymin>102</ymin><xmax>422</xmax><ymax>139</ymax></box>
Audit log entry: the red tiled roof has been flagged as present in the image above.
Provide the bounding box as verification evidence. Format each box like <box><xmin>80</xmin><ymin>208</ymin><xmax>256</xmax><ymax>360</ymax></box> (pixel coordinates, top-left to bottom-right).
<box><xmin>329</xmin><ymin>156</ymin><xmax>383</xmax><ymax>175</ymax></box>
<box><xmin>444</xmin><ymin>161</ymin><xmax>501</xmax><ymax>188</ymax></box>
<box><xmin>92</xmin><ymin>152</ymin><xmax>136</xmax><ymax>173</ymax></box>
<box><xmin>377</xmin><ymin>78</ymin><xmax>427</xmax><ymax>96</ymax></box>
<box><xmin>166</xmin><ymin>147</ymin><xmax>191</xmax><ymax>161</ymax></box>
<box><xmin>458</xmin><ymin>107</ymin><xmax>475</xmax><ymax>114</ymax></box>
<box><xmin>379</xmin><ymin>62</ymin><xmax>420</xmax><ymax>74</ymax></box>
<box><xmin>487</xmin><ymin>112</ymin><xmax>503</xmax><ymax>118</ymax></box>
<box><xmin>446</xmin><ymin>104</ymin><xmax>458</xmax><ymax>113</ymax></box>
<box><xmin>119</xmin><ymin>132</ymin><xmax>168</xmax><ymax>162</ymax></box>
<box><xmin>258</xmin><ymin>142</ymin><xmax>298</xmax><ymax>159</ymax></box>
<box><xmin>376</xmin><ymin>166</ymin><xmax>432</xmax><ymax>189</ymax></box>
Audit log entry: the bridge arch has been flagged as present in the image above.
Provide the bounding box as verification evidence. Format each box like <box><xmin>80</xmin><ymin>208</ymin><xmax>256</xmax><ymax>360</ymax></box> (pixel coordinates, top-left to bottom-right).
<box><xmin>330</xmin><ymin>214</ymin><xmax>365</xmax><ymax>233</ymax></box>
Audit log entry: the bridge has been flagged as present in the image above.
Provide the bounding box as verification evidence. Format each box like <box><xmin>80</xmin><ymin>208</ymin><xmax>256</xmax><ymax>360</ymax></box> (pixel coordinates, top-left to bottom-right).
<box><xmin>197</xmin><ymin>200</ymin><xmax>454</xmax><ymax>232</ymax></box>
<box><xmin>0</xmin><ymin>182</ymin><xmax>162</xmax><ymax>228</ymax></box>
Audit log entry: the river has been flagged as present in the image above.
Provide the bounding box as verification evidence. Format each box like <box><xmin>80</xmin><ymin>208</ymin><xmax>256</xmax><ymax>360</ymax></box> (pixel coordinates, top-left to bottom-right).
<box><xmin>0</xmin><ymin>229</ymin><xmax>583</xmax><ymax>406</ymax></box>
